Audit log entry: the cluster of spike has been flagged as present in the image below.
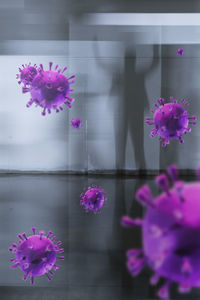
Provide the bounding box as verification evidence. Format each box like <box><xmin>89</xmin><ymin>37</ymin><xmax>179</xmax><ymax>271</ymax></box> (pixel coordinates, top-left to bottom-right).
<box><xmin>9</xmin><ymin>227</ymin><xmax>64</xmax><ymax>284</ymax></box>
<box><xmin>121</xmin><ymin>165</ymin><xmax>200</xmax><ymax>300</ymax></box>
<box><xmin>17</xmin><ymin>62</ymin><xmax>75</xmax><ymax>116</ymax></box>
<box><xmin>146</xmin><ymin>97</ymin><xmax>197</xmax><ymax>146</ymax></box>
<box><xmin>80</xmin><ymin>184</ymin><xmax>107</xmax><ymax>214</ymax></box>
<box><xmin>71</xmin><ymin>118</ymin><xmax>82</xmax><ymax>129</ymax></box>
<box><xmin>16</xmin><ymin>63</ymin><xmax>38</xmax><ymax>86</ymax></box>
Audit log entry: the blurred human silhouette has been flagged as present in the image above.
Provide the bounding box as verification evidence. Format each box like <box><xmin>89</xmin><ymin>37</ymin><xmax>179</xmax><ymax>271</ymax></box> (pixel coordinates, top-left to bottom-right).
<box><xmin>122</xmin><ymin>45</ymin><xmax>159</xmax><ymax>171</ymax></box>
<box><xmin>94</xmin><ymin>39</ymin><xmax>159</xmax><ymax>172</ymax></box>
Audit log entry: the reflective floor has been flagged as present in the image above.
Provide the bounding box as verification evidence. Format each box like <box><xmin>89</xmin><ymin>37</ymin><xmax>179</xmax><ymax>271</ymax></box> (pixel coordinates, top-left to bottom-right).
<box><xmin>0</xmin><ymin>174</ymin><xmax>199</xmax><ymax>300</ymax></box>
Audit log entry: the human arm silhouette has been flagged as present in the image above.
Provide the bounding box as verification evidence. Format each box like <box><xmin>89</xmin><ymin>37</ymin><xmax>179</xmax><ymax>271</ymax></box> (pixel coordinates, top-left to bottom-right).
<box><xmin>146</xmin><ymin>44</ymin><xmax>160</xmax><ymax>75</ymax></box>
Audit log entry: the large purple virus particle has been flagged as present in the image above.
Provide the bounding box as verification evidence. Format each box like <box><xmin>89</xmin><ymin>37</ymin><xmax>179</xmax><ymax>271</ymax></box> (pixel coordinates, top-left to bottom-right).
<box><xmin>9</xmin><ymin>227</ymin><xmax>64</xmax><ymax>284</ymax></box>
<box><xmin>177</xmin><ymin>48</ymin><xmax>184</xmax><ymax>56</ymax></box>
<box><xmin>16</xmin><ymin>63</ymin><xmax>38</xmax><ymax>86</ymax></box>
<box><xmin>71</xmin><ymin>118</ymin><xmax>82</xmax><ymax>129</ymax></box>
<box><xmin>80</xmin><ymin>185</ymin><xmax>107</xmax><ymax>214</ymax></box>
<box><xmin>121</xmin><ymin>165</ymin><xmax>200</xmax><ymax>300</ymax></box>
<box><xmin>145</xmin><ymin>97</ymin><xmax>196</xmax><ymax>146</ymax></box>
<box><xmin>18</xmin><ymin>62</ymin><xmax>75</xmax><ymax>116</ymax></box>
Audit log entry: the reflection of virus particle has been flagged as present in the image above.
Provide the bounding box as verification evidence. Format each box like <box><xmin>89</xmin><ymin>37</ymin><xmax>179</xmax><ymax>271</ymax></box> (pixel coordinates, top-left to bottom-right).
<box><xmin>22</xmin><ymin>62</ymin><xmax>75</xmax><ymax>116</ymax></box>
<box><xmin>145</xmin><ymin>97</ymin><xmax>196</xmax><ymax>146</ymax></box>
<box><xmin>177</xmin><ymin>48</ymin><xmax>184</xmax><ymax>56</ymax></box>
<box><xmin>80</xmin><ymin>185</ymin><xmax>107</xmax><ymax>214</ymax></box>
<box><xmin>121</xmin><ymin>165</ymin><xmax>200</xmax><ymax>300</ymax></box>
<box><xmin>16</xmin><ymin>63</ymin><xmax>38</xmax><ymax>86</ymax></box>
<box><xmin>9</xmin><ymin>227</ymin><xmax>64</xmax><ymax>284</ymax></box>
<box><xmin>71</xmin><ymin>118</ymin><xmax>82</xmax><ymax>129</ymax></box>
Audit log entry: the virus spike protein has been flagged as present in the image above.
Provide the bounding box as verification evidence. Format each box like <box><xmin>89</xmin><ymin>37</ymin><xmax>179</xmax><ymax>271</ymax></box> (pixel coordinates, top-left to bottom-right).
<box><xmin>145</xmin><ymin>97</ymin><xmax>197</xmax><ymax>146</ymax></box>
<box><xmin>9</xmin><ymin>227</ymin><xmax>64</xmax><ymax>284</ymax></box>
<box><xmin>121</xmin><ymin>165</ymin><xmax>200</xmax><ymax>300</ymax></box>
<box><xmin>80</xmin><ymin>185</ymin><xmax>107</xmax><ymax>214</ymax></box>
<box><xmin>17</xmin><ymin>62</ymin><xmax>75</xmax><ymax>116</ymax></box>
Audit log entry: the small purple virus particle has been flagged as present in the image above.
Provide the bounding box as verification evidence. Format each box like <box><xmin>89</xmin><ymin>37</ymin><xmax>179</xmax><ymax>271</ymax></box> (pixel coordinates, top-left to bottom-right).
<box><xmin>145</xmin><ymin>97</ymin><xmax>196</xmax><ymax>146</ymax></box>
<box><xmin>19</xmin><ymin>62</ymin><xmax>75</xmax><ymax>116</ymax></box>
<box><xmin>80</xmin><ymin>185</ymin><xmax>107</xmax><ymax>214</ymax></box>
<box><xmin>121</xmin><ymin>165</ymin><xmax>200</xmax><ymax>300</ymax></box>
<box><xmin>9</xmin><ymin>227</ymin><xmax>64</xmax><ymax>284</ymax></box>
<box><xmin>177</xmin><ymin>48</ymin><xmax>184</xmax><ymax>56</ymax></box>
<box><xmin>71</xmin><ymin>118</ymin><xmax>82</xmax><ymax>129</ymax></box>
<box><xmin>16</xmin><ymin>63</ymin><xmax>38</xmax><ymax>86</ymax></box>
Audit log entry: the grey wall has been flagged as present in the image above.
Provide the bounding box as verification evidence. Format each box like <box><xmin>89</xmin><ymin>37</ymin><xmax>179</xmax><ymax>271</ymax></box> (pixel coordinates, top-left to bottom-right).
<box><xmin>0</xmin><ymin>1</ymin><xmax>200</xmax><ymax>171</ymax></box>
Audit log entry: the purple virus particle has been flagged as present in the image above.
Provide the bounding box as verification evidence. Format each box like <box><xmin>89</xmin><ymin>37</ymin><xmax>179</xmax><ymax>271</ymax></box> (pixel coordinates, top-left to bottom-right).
<box><xmin>145</xmin><ymin>97</ymin><xmax>197</xmax><ymax>146</ymax></box>
<box><xmin>16</xmin><ymin>63</ymin><xmax>38</xmax><ymax>86</ymax></box>
<box><xmin>177</xmin><ymin>48</ymin><xmax>184</xmax><ymax>56</ymax></box>
<box><xmin>80</xmin><ymin>185</ymin><xmax>107</xmax><ymax>214</ymax></box>
<box><xmin>71</xmin><ymin>118</ymin><xmax>82</xmax><ymax>129</ymax></box>
<box><xmin>9</xmin><ymin>227</ymin><xmax>64</xmax><ymax>284</ymax></box>
<box><xmin>121</xmin><ymin>165</ymin><xmax>200</xmax><ymax>300</ymax></box>
<box><xmin>20</xmin><ymin>62</ymin><xmax>75</xmax><ymax>116</ymax></box>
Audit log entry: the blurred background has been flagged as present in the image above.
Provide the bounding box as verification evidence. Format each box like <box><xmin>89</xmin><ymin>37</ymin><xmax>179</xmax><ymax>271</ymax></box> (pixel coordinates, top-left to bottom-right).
<box><xmin>1</xmin><ymin>1</ymin><xmax>200</xmax><ymax>299</ymax></box>
<box><xmin>0</xmin><ymin>0</ymin><xmax>200</xmax><ymax>173</ymax></box>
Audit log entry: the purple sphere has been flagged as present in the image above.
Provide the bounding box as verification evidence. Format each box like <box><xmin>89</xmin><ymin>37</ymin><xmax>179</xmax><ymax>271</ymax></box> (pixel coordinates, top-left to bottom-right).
<box><xmin>145</xmin><ymin>97</ymin><xmax>196</xmax><ymax>146</ymax></box>
<box><xmin>17</xmin><ymin>63</ymin><xmax>38</xmax><ymax>86</ymax></box>
<box><xmin>9</xmin><ymin>227</ymin><xmax>64</xmax><ymax>284</ymax></box>
<box><xmin>121</xmin><ymin>165</ymin><xmax>200</xmax><ymax>300</ymax></box>
<box><xmin>20</xmin><ymin>62</ymin><xmax>75</xmax><ymax>116</ymax></box>
<box><xmin>80</xmin><ymin>185</ymin><xmax>107</xmax><ymax>214</ymax></box>
<box><xmin>177</xmin><ymin>48</ymin><xmax>184</xmax><ymax>56</ymax></box>
<box><xmin>71</xmin><ymin>118</ymin><xmax>82</xmax><ymax>129</ymax></box>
